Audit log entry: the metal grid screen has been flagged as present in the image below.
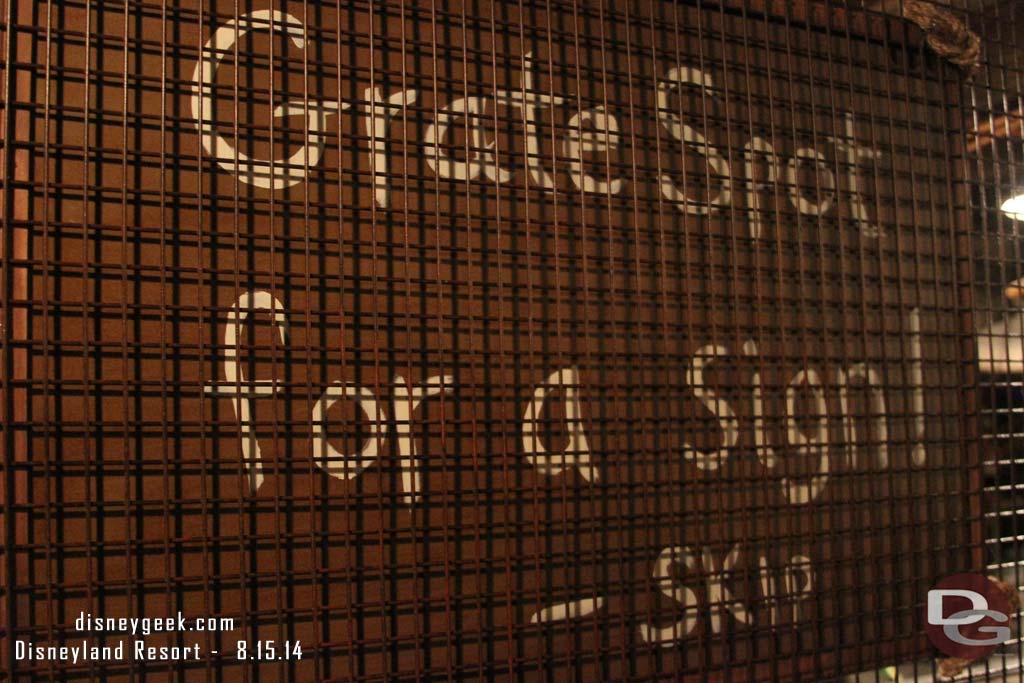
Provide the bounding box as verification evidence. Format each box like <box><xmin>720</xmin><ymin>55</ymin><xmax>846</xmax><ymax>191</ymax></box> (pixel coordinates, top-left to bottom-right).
<box><xmin>0</xmin><ymin>1</ymin><xmax>1002</xmax><ymax>681</ymax></box>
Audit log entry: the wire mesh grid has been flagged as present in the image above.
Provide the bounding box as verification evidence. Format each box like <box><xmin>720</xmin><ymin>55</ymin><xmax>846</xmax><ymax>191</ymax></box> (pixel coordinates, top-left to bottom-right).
<box><xmin>0</xmin><ymin>0</ymin><xmax>1016</xmax><ymax>681</ymax></box>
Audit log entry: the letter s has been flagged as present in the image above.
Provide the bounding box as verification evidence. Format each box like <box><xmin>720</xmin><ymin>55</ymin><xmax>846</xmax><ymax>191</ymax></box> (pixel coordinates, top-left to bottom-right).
<box><xmin>657</xmin><ymin>66</ymin><xmax>731</xmax><ymax>214</ymax></box>
<box><xmin>639</xmin><ymin>546</ymin><xmax>700</xmax><ymax>645</ymax></box>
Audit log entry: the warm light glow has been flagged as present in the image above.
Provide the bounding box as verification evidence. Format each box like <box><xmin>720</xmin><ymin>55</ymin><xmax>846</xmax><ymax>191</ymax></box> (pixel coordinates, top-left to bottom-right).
<box><xmin>1001</xmin><ymin>194</ymin><xmax>1024</xmax><ymax>219</ymax></box>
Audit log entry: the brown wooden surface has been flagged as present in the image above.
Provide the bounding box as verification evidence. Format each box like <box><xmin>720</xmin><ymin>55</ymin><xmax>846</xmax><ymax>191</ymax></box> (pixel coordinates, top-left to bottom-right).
<box><xmin>3</xmin><ymin>1</ymin><xmax>979</xmax><ymax>682</ymax></box>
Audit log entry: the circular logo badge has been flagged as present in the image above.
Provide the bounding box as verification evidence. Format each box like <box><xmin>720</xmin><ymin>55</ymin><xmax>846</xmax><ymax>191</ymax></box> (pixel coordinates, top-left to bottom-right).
<box><xmin>925</xmin><ymin>573</ymin><xmax>1012</xmax><ymax>661</ymax></box>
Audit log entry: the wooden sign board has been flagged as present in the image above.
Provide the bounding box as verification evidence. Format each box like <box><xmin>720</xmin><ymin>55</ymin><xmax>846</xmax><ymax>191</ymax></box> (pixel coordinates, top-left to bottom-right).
<box><xmin>4</xmin><ymin>1</ymin><xmax>979</xmax><ymax>681</ymax></box>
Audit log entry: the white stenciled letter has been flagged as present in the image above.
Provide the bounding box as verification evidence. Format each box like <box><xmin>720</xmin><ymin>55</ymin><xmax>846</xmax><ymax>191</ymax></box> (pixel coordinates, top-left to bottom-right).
<box><xmin>744</xmin><ymin>340</ymin><xmax>777</xmax><ymax>469</ymax></box>
<box><xmin>191</xmin><ymin>11</ymin><xmax>346</xmax><ymax>189</ymax></box>
<box><xmin>704</xmin><ymin>545</ymin><xmax>751</xmax><ymax>634</ymax></box>
<box><xmin>684</xmin><ymin>345</ymin><xmax>739</xmax><ymax>471</ymax></box>
<box><xmin>743</xmin><ymin>137</ymin><xmax>779</xmax><ymax>238</ymax></box>
<box><xmin>563</xmin><ymin>106</ymin><xmax>624</xmax><ymax>195</ymax></box>
<box><xmin>836</xmin><ymin>364</ymin><xmax>889</xmax><ymax>468</ymax></box>
<box><xmin>364</xmin><ymin>86</ymin><xmax>418</xmax><ymax>206</ymax></box>
<box><xmin>392</xmin><ymin>374</ymin><xmax>454</xmax><ymax>505</ymax></box>
<box><xmin>909</xmin><ymin>308</ymin><xmax>927</xmax><ymax>465</ymax></box>
<box><xmin>639</xmin><ymin>546</ymin><xmax>700</xmax><ymax>645</ymax></box>
<box><xmin>312</xmin><ymin>383</ymin><xmax>387</xmax><ymax>480</ymax></box>
<box><xmin>494</xmin><ymin>52</ymin><xmax>564</xmax><ymax>190</ymax></box>
<box><xmin>204</xmin><ymin>290</ymin><xmax>289</xmax><ymax>492</ymax></box>
<box><xmin>658</xmin><ymin>66</ymin><xmax>731</xmax><ymax>214</ymax></box>
<box><xmin>783</xmin><ymin>369</ymin><xmax>830</xmax><ymax>504</ymax></box>
<box><xmin>785</xmin><ymin>147</ymin><xmax>835</xmax><ymax>216</ymax></box>
<box><xmin>783</xmin><ymin>555</ymin><xmax>814</xmax><ymax>622</ymax></box>
<box><xmin>522</xmin><ymin>367</ymin><xmax>596</xmax><ymax>482</ymax></box>
<box><xmin>424</xmin><ymin>96</ymin><xmax>511</xmax><ymax>183</ymax></box>
<box><xmin>831</xmin><ymin>113</ymin><xmax>883</xmax><ymax>238</ymax></box>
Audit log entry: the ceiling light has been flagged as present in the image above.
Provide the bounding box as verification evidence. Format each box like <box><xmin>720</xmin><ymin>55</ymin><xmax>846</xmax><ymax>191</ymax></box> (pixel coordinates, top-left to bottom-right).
<box><xmin>1001</xmin><ymin>194</ymin><xmax>1024</xmax><ymax>219</ymax></box>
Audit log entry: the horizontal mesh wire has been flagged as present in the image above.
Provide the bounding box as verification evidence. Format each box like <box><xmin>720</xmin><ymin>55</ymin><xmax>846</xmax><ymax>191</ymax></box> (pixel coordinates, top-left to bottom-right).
<box><xmin>0</xmin><ymin>0</ymin><xmax>1012</xmax><ymax>681</ymax></box>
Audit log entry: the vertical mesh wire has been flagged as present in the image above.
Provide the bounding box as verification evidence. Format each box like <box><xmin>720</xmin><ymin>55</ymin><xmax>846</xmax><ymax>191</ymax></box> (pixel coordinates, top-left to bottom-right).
<box><xmin>0</xmin><ymin>1</ymin><xmax>1016</xmax><ymax>681</ymax></box>
<box><xmin>972</xmin><ymin>1</ymin><xmax>1024</xmax><ymax>683</ymax></box>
